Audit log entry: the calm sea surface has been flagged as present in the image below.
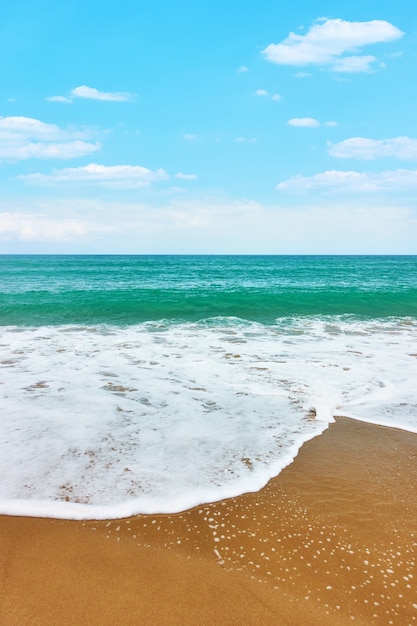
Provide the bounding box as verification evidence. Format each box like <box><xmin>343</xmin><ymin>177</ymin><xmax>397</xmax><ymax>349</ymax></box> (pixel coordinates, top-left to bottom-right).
<box><xmin>1</xmin><ymin>255</ymin><xmax>416</xmax><ymax>518</ymax></box>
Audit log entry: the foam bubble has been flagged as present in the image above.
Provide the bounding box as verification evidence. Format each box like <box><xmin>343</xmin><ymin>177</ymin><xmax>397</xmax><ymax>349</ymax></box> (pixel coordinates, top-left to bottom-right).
<box><xmin>0</xmin><ymin>317</ymin><xmax>416</xmax><ymax>519</ymax></box>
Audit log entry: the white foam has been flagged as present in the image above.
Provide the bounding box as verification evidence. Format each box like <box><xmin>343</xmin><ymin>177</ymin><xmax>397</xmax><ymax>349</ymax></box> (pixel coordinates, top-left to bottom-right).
<box><xmin>0</xmin><ymin>316</ymin><xmax>416</xmax><ymax>519</ymax></box>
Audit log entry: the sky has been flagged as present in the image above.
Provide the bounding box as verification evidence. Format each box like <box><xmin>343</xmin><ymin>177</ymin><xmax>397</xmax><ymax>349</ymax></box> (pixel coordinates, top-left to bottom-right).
<box><xmin>1</xmin><ymin>0</ymin><xmax>416</xmax><ymax>254</ymax></box>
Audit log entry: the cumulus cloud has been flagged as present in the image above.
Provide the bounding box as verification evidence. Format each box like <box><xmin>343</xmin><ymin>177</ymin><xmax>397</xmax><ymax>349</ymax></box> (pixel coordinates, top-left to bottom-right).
<box><xmin>262</xmin><ymin>18</ymin><xmax>403</xmax><ymax>73</ymax></box>
<box><xmin>0</xmin><ymin>116</ymin><xmax>73</xmax><ymax>140</ymax></box>
<box><xmin>19</xmin><ymin>163</ymin><xmax>169</xmax><ymax>188</ymax></box>
<box><xmin>0</xmin><ymin>141</ymin><xmax>100</xmax><ymax>160</ymax></box>
<box><xmin>70</xmin><ymin>85</ymin><xmax>134</xmax><ymax>101</ymax></box>
<box><xmin>276</xmin><ymin>169</ymin><xmax>417</xmax><ymax>192</ymax></box>
<box><xmin>288</xmin><ymin>118</ymin><xmax>320</xmax><ymax>127</ymax></box>
<box><xmin>0</xmin><ymin>116</ymin><xmax>100</xmax><ymax>161</ymax></box>
<box><xmin>328</xmin><ymin>137</ymin><xmax>417</xmax><ymax>160</ymax></box>
<box><xmin>255</xmin><ymin>90</ymin><xmax>282</xmax><ymax>102</ymax></box>
<box><xmin>331</xmin><ymin>55</ymin><xmax>377</xmax><ymax>73</ymax></box>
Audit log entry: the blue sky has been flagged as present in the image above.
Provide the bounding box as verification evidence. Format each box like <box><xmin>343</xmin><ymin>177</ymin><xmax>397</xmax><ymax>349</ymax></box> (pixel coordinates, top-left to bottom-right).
<box><xmin>1</xmin><ymin>0</ymin><xmax>416</xmax><ymax>253</ymax></box>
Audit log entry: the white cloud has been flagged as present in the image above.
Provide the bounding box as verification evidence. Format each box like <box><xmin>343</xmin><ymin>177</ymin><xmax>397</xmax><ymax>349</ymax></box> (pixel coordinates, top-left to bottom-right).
<box><xmin>237</xmin><ymin>66</ymin><xmax>248</xmax><ymax>73</ymax></box>
<box><xmin>183</xmin><ymin>134</ymin><xmax>200</xmax><ymax>141</ymax></box>
<box><xmin>0</xmin><ymin>116</ymin><xmax>100</xmax><ymax>161</ymax></box>
<box><xmin>0</xmin><ymin>211</ymin><xmax>112</xmax><ymax>241</ymax></box>
<box><xmin>255</xmin><ymin>90</ymin><xmax>282</xmax><ymax>101</ymax></box>
<box><xmin>0</xmin><ymin>197</ymin><xmax>262</xmax><ymax>247</ymax></box>
<box><xmin>262</xmin><ymin>18</ymin><xmax>403</xmax><ymax>73</ymax></box>
<box><xmin>328</xmin><ymin>137</ymin><xmax>417</xmax><ymax>160</ymax></box>
<box><xmin>325</xmin><ymin>121</ymin><xmax>338</xmax><ymax>127</ymax></box>
<box><xmin>46</xmin><ymin>95</ymin><xmax>72</xmax><ymax>103</ymax></box>
<box><xmin>330</xmin><ymin>55</ymin><xmax>377</xmax><ymax>73</ymax></box>
<box><xmin>1</xmin><ymin>141</ymin><xmax>100</xmax><ymax>160</ymax></box>
<box><xmin>2</xmin><ymin>196</ymin><xmax>415</xmax><ymax>254</ymax></box>
<box><xmin>19</xmin><ymin>163</ymin><xmax>169</xmax><ymax>188</ymax></box>
<box><xmin>70</xmin><ymin>85</ymin><xmax>134</xmax><ymax>101</ymax></box>
<box><xmin>175</xmin><ymin>172</ymin><xmax>197</xmax><ymax>180</ymax></box>
<box><xmin>0</xmin><ymin>116</ymin><xmax>68</xmax><ymax>140</ymax></box>
<box><xmin>288</xmin><ymin>117</ymin><xmax>320</xmax><ymax>127</ymax></box>
<box><xmin>276</xmin><ymin>169</ymin><xmax>417</xmax><ymax>192</ymax></box>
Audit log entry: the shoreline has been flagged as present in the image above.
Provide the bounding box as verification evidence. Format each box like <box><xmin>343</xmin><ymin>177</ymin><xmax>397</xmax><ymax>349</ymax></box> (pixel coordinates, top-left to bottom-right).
<box><xmin>1</xmin><ymin>417</ymin><xmax>416</xmax><ymax>625</ymax></box>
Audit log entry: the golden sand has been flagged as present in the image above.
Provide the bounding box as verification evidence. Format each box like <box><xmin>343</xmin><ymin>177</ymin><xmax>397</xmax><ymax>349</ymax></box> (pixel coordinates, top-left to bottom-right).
<box><xmin>1</xmin><ymin>417</ymin><xmax>416</xmax><ymax>625</ymax></box>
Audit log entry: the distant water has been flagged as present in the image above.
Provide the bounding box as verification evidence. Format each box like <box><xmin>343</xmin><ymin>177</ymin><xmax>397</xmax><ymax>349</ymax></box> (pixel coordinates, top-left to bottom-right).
<box><xmin>1</xmin><ymin>255</ymin><xmax>416</xmax><ymax>519</ymax></box>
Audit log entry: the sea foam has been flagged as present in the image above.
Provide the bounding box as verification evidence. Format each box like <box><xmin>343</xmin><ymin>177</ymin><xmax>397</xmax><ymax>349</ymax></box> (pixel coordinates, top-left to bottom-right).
<box><xmin>0</xmin><ymin>316</ymin><xmax>416</xmax><ymax>519</ymax></box>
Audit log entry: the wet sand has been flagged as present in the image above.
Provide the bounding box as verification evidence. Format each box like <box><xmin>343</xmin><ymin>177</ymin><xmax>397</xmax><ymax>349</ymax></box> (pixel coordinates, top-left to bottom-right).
<box><xmin>1</xmin><ymin>417</ymin><xmax>416</xmax><ymax>625</ymax></box>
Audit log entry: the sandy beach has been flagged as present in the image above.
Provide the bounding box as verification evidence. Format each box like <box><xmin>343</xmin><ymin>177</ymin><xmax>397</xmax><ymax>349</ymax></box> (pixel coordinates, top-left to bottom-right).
<box><xmin>1</xmin><ymin>417</ymin><xmax>416</xmax><ymax>625</ymax></box>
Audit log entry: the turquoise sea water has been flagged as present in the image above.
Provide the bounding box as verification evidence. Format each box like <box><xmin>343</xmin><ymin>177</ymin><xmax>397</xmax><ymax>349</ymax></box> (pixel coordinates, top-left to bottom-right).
<box><xmin>1</xmin><ymin>255</ymin><xmax>417</xmax><ymax>325</ymax></box>
<box><xmin>1</xmin><ymin>255</ymin><xmax>416</xmax><ymax>519</ymax></box>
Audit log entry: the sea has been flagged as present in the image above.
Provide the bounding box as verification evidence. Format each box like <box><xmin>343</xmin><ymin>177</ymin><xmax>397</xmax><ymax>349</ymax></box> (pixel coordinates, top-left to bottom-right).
<box><xmin>1</xmin><ymin>255</ymin><xmax>416</xmax><ymax>520</ymax></box>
